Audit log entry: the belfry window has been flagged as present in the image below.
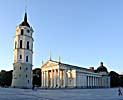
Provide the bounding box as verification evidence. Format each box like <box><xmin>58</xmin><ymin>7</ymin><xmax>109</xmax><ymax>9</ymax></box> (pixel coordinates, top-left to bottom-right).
<box><xmin>20</xmin><ymin>55</ymin><xmax>22</xmax><ymax>59</ymax></box>
<box><xmin>20</xmin><ymin>40</ymin><xmax>22</xmax><ymax>48</ymax></box>
<box><xmin>21</xmin><ymin>29</ymin><xmax>24</xmax><ymax>35</ymax></box>
<box><xmin>27</xmin><ymin>41</ymin><xmax>29</xmax><ymax>49</ymax></box>
<box><xmin>26</xmin><ymin>56</ymin><xmax>28</xmax><ymax>62</ymax></box>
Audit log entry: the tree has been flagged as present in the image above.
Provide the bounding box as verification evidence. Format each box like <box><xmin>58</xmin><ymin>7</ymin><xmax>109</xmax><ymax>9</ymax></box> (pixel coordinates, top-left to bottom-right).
<box><xmin>33</xmin><ymin>68</ymin><xmax>41</xmax><ymax>87</ymax></box>
<box><xmin>109</xmin><ymin>71</ymin><xmax>120</xmax><ymax>87</ymax></box>
<box><xmin>0</xmin><ymin>70</ymin><xmax>13</xmax><ymax>87</ymax></box>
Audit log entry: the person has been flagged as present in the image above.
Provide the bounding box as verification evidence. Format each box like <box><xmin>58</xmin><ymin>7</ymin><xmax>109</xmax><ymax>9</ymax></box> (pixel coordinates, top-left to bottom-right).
<box><xmin>118</xmin><ymin>87</ymin><xmax>122</xmax><ymax>96</ymax></box>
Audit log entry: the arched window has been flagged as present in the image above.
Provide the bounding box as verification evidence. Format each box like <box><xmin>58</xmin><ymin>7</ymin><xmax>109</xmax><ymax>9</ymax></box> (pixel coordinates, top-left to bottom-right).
<box><xmin>28</xmin><ymin>80</ymin><xmax>29</xmax><ymax>83</ymax></box>
<box><xmin>20</xmin><ymin>40</ymin><xmax>22</xmax><ymax>48</ymax></box>
<box><xmin>26</xmin><ymin>56</ymin><xmax>28</xmax><ymax>62</ymax></box>
<box><xmin>26</xmin><ymin>67</ymin><xmax>28</xmax><ymax>70</ymax></box>
<box><xmin>21</xmin><ymin>29</ymin><xmax>24</xmax><ymax>35</ymax></box>
<box><xmin>20</xmin><ymin>55</ymin><xmax>22</xmax><ymax>59</ymax></box>
<box><xmin>15</xmin><ymin>42</ymin><xmax>17</xmax><ymax>49</ymax></box>
<box><xmin>27</xmin><ymin>41</ymin><xmax>29</xmax><ymax>49</ymax></box>
<box><xmin>20</xmin><ymin>67</ymin><xmax>21</xmax><ymax>70</ymax></box>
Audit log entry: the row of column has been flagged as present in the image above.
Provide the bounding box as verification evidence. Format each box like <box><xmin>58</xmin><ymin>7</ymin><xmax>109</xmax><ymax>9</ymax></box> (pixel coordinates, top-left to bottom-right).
<box><xmin>41</xmin><ymin>69</ymin><xmax>67</xmax><ymax>88</ymax></box>
<box><xmin>87</xmin><ymin>76</ymin><xmax>102</xmax><ymax>88</ymax></box>
<box><xmin>41</xmin><ymin>69</ymin><xmax>105</xmax><ymax>88</ymax></box>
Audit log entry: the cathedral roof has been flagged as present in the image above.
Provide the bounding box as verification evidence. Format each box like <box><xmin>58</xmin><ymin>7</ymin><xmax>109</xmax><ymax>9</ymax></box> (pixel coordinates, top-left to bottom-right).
<box><xmin>96</xmin><ymin>62</ymin><xmax>108</xmax><ymax>73</ymax></box>
<box><xmin>20</xmin><ymin>12</ymin><xmax>30</xmax><ymax>28</ymax></box>
<box><xmin>42</xmin><ymin>60</ymin><xmax>94</xmax><ymax>72</ymax></box>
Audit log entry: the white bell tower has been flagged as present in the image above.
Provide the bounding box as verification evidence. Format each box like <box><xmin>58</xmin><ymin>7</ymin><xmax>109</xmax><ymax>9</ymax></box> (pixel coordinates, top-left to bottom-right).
<box><xmin>11</xmin><ymin>12</ymin><xmax>34</xmax><ymax>88</ymax></box>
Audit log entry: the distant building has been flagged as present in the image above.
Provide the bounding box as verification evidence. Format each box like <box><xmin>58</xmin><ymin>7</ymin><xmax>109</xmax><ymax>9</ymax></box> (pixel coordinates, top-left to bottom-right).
<box><xmin>11</xmin><ymin>12</ymin><xmax>34</xmax><ymax>88</ymax></box>
<box><xmin>41</xmin><ymin>60</ymin><xmax>110</xmax><ymax>88</ymax></box>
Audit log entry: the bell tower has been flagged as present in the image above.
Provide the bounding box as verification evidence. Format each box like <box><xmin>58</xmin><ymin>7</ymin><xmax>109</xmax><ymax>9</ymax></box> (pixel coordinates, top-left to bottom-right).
<box><xmin>11</xmin><ymin>12</ymin><xmax>34</xmax><ymax>88</ymax></box>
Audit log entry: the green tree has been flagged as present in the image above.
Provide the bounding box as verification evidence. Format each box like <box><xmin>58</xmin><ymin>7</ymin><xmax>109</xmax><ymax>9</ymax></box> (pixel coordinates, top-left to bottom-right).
<box><xmin>33</xmin><ymin>68</ymin><xmax>41</xmax><ymax>87</ymax></box>
<box><xmin>109</xmin><ymin>71</ymin><xmax>120</xmax><ymax>87</ymax></box>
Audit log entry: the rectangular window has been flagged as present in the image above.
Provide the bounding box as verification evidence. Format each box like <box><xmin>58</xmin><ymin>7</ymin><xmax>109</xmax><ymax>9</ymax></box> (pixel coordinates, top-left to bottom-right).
<box><xmin>20</xmin><ymin>40</ymin><xmax>22</xmax><ymax>48</ymax></box>
<box><xmin>20</xmin><ymin>55</ymin><xmax>22</xmax><ymax>59</ymax></box>
<box><xmin>28</xmin><ymin>80</ymin><xmax>29</xmax><ymax>83</ymax></box>
<box><xmin>21</xmin><ymin>29</ymin><xmax>24</xmax><ymax>35</ymax></box>
<box><xmin>27</xmin><ymin>41</ymin><xmax>29</xmax><ymax>49</ymax></box>
<box><xmin>26</xmin><ymin>56</ymin><xmax>28</xmax><ymax>62</ymax></box>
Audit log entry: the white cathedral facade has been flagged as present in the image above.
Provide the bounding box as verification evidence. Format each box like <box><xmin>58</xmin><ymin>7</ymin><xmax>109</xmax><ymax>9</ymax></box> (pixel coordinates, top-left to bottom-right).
<box><xmin>11</xmin><ymin>12</ymin><xmax>110</xmax><ymax>89</ymax></box>
<box><xmin>41</xmin><ymin>60</ymin><xmax>110</xmax><ymax>88</ymax></box>
<box><xmin>11</xmin><ymin>12</ymin><xmax>34</xmax><ymax>88</ymax></box>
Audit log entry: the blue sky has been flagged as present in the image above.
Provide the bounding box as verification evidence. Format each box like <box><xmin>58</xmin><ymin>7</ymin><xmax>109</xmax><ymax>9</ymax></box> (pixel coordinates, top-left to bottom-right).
<box><xmin>0</xmin><ymin>0</ymin><xmax>123</xmax><ymax>74</ymax></box>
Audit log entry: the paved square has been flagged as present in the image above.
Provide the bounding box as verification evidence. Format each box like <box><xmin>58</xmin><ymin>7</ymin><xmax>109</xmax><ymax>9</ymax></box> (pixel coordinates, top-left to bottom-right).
<box><xmin>0</xmin><ymin>88</ymin><xmax>122</xmax><ymax>100</ymax></box>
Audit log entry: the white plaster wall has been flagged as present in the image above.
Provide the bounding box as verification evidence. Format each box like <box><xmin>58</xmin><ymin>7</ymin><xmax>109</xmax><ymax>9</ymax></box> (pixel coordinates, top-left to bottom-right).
<box><xmin>12</xmin><ymin>25</ymin><xmax>33</xmax><ymax>89</ymax></box>
<box><xmin>12</xmin><ymin>63</ymin><xmax>32</xmax><ymax>88</ymax></box>
<box><xmin>67</xmin><ymin>70</ymin><xmax>76</xmax><ymax>88</ymax></box>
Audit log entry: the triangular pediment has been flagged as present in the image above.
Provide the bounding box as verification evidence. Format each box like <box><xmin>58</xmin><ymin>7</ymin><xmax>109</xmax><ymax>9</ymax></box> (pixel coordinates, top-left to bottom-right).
<box><xmin>41</xmin><ymin>60</ymin><xmax>59</xmax><ymax>69</ymax></box>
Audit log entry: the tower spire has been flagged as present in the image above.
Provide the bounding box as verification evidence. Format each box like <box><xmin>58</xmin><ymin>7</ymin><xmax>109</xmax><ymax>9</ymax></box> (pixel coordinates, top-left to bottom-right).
<box><xmin>20</xmin><ymin>10</ymin><xmax>30</xmax><ymax>28</ymax></box>
<box><xmin>24</xmin><ymin>12</ymin><xmax>27</xmax><ymax>23</ymax></box>
<box><xmin>24</xmin><ymin>5</ymin><xmax>27</xmax><ymax>23</ymax></box>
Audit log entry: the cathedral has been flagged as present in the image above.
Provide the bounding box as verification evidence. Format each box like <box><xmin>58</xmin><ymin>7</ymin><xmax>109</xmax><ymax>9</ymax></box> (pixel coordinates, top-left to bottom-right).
<box><xmin>11</xmin><ymin>12</ymin><xmax>110</xmax><ymax>89</ymax></box>
<box><xmin>41</xmin><ymin>59</ymin><xmax>110</xmax><ymax>88</ymax></box>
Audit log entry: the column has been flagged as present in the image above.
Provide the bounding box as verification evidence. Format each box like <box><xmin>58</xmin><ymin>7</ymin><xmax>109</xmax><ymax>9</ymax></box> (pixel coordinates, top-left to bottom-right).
<box><xmin>90</xmin><ymin>76</ymin><xmax>92</xmax><ymax>88</ymax></box>
<box><xmin>93</xmin><ymin>76</ymin><xmax>94</xmax><ymax>88</ymax></box>
<box><xmin>98</xmin><ymin>77</ymin><xmax>101</xmax><ymax>87</ymax></box>
<box><xmin>94</xmin><ymin>77</ymin><xmax>96</xmax><ymax>87</ymax></box>
<box><xmin>98</xmin><ymin>77</ymin><xmax>99</xmax><ymax>88</ymax></box>
<box><xmin>44</xmin><ymin>71</ymin><xmax>46</xmax><ymax>87</ymax></box>
<box><xmin>88</xmin><ymin>76</ymin><xmax>90</xmax><ymax>88</ymax></box>
<box><xmin>86</xmin><ymin>76</ymin><xmax>88</xmax><ymax>88</ymax></box>
<box><xmin>84</xmin><ymin>75</ymin><xmax>86</xmax><ymax>88</ymax></box>
<box><xmin>82</xmin><ymin>74</ymin><xmax>85</xmax><ymax>88</ymax></box>
<box><xmin>96</xmin><ymin>77</ymin><xmax>98</xmax><ymax>88</ymax></box>
<box><xmin>51</xmin><ymin>70</ymin><xmax>53</xmax><ymax>88</ymax></box>
<box><xmin>46</xmin><ymin>71</ymin><xmax>48</xmax><ymax>87</ymax></box>
<box><xmin>96</xmin><ymin>77</ymin><xmax>97</xmax><ymax>87</ymax></box>
<box><xmin>58</xmin><ymin>69</ymin><xmax>60</xmax><ymax>88</ymax></box>
<box><xmin>63</xmin><ymin>69</ymin><xmax>66</xmax><ymax>88</ymax></box>
<box><xmin>81</xmin><ymin>75</ymin><xmax>83</xmax><ymax>87</ymax></box>
<box><xmin>45</xmin><ymin>71</ymin><xmax>48</xmax><ymax>87</ymax></box>
<box><xmin>42</xmin><ymin>71</ymin><xmax>44</xmax><ymax>87</ymax></box>
<box><xmin>85</xmin><ymin>75</ymin><xmax>87</xmax><ymax>88</ymax></box>
<box><xmin>97</xmin><ymin>77</ymin><xmax>99</xmax><ymax>88</ymax></box>
<box><xmin>54</xmin><ymin>69</ymin><xmax>56</xmax><ymax>88</ymax></box>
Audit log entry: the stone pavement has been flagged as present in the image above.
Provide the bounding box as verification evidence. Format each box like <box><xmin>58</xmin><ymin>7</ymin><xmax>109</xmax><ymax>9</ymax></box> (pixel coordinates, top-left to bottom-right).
<box><xmin>0</xmin><ymin>87</ymin><xmax>123</xmax><ymax>100</ymax></box>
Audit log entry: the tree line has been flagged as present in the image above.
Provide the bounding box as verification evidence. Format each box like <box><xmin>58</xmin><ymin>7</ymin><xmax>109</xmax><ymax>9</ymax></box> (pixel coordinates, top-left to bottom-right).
<box><xmin>0</xmin><ymin>69</ymin><xmax>123</xmax><ymax>88</ymax></box>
